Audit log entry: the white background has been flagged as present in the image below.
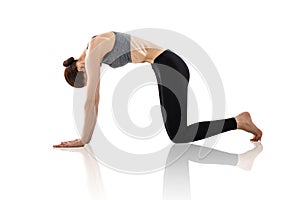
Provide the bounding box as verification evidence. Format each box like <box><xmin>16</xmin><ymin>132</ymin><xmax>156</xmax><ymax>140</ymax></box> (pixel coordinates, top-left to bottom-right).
<box><xmin>0</xmin><ymin>0</ymin><xmax>299</xmax><ymax>199</ymax></box>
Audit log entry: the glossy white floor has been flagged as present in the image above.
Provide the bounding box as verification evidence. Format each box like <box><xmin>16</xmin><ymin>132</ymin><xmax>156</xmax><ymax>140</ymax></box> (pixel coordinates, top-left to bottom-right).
<box><xmin>1</xmin><ymin>120</ymin><xmax>299</xmax><ymax>200</ymax></box>
<box><xmin>1</xmin><ymin>1</ymin><xmax>300</xmax><ymax>199</ymax></box>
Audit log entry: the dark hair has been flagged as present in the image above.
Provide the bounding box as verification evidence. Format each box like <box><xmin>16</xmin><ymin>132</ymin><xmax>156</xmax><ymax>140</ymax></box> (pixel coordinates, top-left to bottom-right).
<box><xmin>63</xmin><ymin>57</ymin><xmax>85</xmax><ymax>88</ymax></box>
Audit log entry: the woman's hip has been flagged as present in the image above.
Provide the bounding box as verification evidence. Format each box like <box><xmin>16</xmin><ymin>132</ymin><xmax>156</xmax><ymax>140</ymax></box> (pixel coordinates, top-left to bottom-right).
<box><xmin>152</xmin><ymin>49</ymin><xmax>190</xmax><ymax>82</ymax></box>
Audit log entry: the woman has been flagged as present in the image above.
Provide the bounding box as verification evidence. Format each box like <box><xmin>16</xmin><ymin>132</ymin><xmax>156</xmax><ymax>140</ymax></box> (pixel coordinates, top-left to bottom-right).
<box><xmin>53</xmin><ymin>31</ymin><xmax>262</xmax><ymax>148</ymax></box>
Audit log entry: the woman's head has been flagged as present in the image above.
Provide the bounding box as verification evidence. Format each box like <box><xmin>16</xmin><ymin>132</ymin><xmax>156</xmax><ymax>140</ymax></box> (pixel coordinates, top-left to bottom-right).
<box><xmin>63</xmin><ymin>57</ymin><xmax>87</xmax><ymax>88</ymax></box>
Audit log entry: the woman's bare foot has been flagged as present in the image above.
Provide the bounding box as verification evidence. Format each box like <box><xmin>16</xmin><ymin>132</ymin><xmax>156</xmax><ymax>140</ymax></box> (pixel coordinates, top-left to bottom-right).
<box><xmin>235</xmin><ymin>112</ymin><xmax>263</xmax><ymax>142</ymax></box>
<box><xmin>237</xmin><ymin>142</ymin><xmax>263</xmax><ymax>170</ymax></box>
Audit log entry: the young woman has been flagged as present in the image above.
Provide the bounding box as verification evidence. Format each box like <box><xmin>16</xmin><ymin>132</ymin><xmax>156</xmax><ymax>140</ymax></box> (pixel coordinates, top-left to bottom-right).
<box><xmin>53</xmin><ymin>31</ymin><xmax>262</xmax><ymax>148</ymax></box>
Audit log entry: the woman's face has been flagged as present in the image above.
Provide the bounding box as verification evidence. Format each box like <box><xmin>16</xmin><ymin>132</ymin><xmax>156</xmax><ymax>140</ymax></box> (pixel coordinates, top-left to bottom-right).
<box><xmin>76</xmin><ymin>60</ymin><xmax>87</xmax><ymax>85</ymax></box>
<box><xmin>76</xmin><ymin>60</ymin><xmax>85</xmax><ymax>72</ymax></box>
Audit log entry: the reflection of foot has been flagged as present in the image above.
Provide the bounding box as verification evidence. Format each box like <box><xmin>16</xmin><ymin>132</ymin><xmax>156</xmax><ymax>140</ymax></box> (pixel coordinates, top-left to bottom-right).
<box><xmin>235</xmin><ymin>112</ymin><xmax>263</xmax><ymax>142</ymax></box>
<box><xmin>237</xmin><ymin>142</ymin><xmax>263</xmax><ymax>171</ymax></box>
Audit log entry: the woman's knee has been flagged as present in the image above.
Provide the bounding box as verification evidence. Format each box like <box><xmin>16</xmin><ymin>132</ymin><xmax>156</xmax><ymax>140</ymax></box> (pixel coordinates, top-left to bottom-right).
<box><xmin>170</xmin><ymin>138</ymin><xmax>184</xmax><ymax>144</ymax></box>
<box><xmin>168</xmin><ymin>133</ymin><xmax>189</xmax><ymax>144</ymax></box>
<box><xmin>170</xmin><ymin>137</ymin><xmax>189</xmax><ymax>144</ymax></box>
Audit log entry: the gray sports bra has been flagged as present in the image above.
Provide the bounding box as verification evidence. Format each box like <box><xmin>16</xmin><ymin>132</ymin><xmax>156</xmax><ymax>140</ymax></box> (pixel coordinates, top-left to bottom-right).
<box><xmin>101</xmin><ymin>32</ymin><xmax>132</xmax><ymax>68</ymax></box>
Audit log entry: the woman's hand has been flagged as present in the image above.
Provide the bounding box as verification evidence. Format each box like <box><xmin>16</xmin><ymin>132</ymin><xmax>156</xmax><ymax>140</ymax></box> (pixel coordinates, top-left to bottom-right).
<box><xmin>53</xmin><ymin>139</ymin><xmax>84</xmax><ymax>148</ymax></box>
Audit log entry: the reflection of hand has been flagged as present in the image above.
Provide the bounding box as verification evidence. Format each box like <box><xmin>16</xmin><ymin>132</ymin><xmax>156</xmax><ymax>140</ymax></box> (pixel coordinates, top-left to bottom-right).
<box><xmin>53</xmin><ymin>139</ymin><xmax>84</xmax><ymax>148</ymax></box>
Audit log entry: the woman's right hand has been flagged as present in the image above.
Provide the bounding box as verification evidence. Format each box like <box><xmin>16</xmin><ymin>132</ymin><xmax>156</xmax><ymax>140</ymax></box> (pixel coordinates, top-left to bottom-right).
<box><xmin>53</xmin><ymin>139</ymin><xmax>84</xmax><ymax>148</ymax></box>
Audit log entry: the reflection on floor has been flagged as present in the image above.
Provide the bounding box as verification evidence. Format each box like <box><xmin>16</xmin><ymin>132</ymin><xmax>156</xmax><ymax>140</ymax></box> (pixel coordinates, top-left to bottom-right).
<box><xmin>163</xmin><ymin>142</ymin><xmax>263</xmax><ymax>200</ymax></box>
<box><xmin>60</xmin><ymin>148</ymin><xmax>106</xmax><ymax>200</ymax></box>
<box><xmin>60</xmin><ymin>142</ymin><xmax>263</xmax><ymax>200</ymax></box>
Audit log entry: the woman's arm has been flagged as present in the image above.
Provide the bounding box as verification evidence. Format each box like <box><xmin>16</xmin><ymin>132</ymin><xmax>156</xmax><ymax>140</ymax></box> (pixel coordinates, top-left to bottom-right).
<box><xmin>81</xmin><ymin>33</ymin><xmax>115</xmax><ymax>144</ymax></box>
<box><xmin>53</xmin><ymin>32</ymin><xmax>115</xmax><ymax>148</ymax></box>
<box><xmin>80</xmin><ymin>46</ymin><xmax>101</xmax><ymax>144</ymax></box>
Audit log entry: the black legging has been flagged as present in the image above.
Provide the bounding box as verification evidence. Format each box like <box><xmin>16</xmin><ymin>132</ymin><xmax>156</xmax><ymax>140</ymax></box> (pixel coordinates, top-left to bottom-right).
<box><xmin>151</xmin><ymin>50</ymin><xmax>237</xmax><ymax>143</ymax></box>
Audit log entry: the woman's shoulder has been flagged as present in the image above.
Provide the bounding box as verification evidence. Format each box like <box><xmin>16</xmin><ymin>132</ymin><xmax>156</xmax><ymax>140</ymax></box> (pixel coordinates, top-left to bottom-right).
<box><xmin>88</xmin><ymin>32</ymin><xmax>115</xmax><ymax>50</ymax></box>
<box><xmin>91</xmin><ymin>31</ymin><xmax>115</xmax><ymax>40</ymax></box>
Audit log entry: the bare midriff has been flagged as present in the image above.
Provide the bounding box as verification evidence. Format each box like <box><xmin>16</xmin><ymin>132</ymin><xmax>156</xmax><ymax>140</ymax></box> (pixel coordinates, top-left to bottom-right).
<box><xmin>130</xmin><ymin>35</ymin><xmax>166</xmax><ymax>64</ymax></box>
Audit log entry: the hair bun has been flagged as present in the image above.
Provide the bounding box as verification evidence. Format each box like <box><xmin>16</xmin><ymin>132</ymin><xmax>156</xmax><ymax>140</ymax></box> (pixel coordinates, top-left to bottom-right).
<box><xmin>63</xmin><ymin>57</ymin><xmax>75</xmax><ymax>67</ymax></box>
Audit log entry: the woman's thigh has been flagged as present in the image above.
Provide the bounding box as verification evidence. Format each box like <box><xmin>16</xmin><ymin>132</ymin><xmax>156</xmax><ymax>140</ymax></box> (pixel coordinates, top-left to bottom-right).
<box><xmin>151</xmin><ymin>58</ymin><xmax>190</xmax><ymax>140</ymax></box>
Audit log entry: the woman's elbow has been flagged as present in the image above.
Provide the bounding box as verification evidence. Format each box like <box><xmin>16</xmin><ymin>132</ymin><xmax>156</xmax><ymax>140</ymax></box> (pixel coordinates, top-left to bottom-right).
<box><xmin>84</xmin><ymin>99</ymin><xmax>95</xmax><ymax>110</ymax></box>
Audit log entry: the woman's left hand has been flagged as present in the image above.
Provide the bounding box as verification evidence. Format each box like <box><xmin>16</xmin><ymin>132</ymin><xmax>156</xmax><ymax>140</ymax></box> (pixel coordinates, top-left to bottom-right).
<box><xmin>53</xmin><ymin>139</ymin><xmax>84</xmax><ymax>148</ymax></box>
